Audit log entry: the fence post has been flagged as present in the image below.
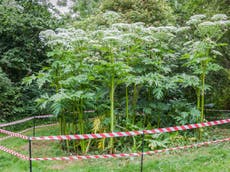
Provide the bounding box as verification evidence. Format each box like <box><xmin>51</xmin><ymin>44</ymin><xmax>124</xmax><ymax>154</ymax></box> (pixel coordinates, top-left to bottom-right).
<box><xmin>140</xmin><ymin>130</ymin><xmax>145</xmax><ymax>172</ymax></box>
<box><xmin>33</xmin><ymin>116</ymin><xmax>36</xmax><ymax>137</ymax></box>
<box><xmin>28</xmin><ymin>137</ymin><xmax>32</xmax><ymax>172</ymax></box>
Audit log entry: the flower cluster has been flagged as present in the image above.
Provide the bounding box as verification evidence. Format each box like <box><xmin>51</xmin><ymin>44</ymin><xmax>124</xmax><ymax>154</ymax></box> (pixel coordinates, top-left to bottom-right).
<box><xmin>190</xmin><ymin>14</ymin><xmax>206</xmax><ymax>20</ymax></box>
<box><xmin>211</xmin><ymin>14</ymin><xmax>228</xmax><ymax>21</ymax></box>
<box><xmin>176</xmin><ymin>27</ymin><xmax>191</xmax><ymax>33</ymax></box>
<box><xmin>156</xmin><ymin>26</ymin><xmax>177</xmax><ymax>33</ymax></box>
<box><xmin>186</xmin><ymin>14</ymin><xmax>206</xmax><ymax>25</ymax></box>
<box><xmin>198</xmin><ymin>21</ymin><xmax>216</xmax><ymax>27</ymax></box>
<box><xmin>214</xmin><ymin>20</ymin><xmax>230</xmax><ymax>26</ymax></box>
<box><xmin>39</xmin><ymin>13</ymin><xmax>229</xmax><ymax>51</ymax></box>
<box><xmin>39</xmin><ymin>28</ymin><xmax>87</xmax><ymax>49</ymax></box>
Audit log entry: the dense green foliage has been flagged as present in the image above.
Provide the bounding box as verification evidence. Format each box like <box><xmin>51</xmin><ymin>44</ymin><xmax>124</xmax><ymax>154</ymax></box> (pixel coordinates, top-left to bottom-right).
<box><xmin>101</xmin><ymin>0</ymin><xmax>175</xmax><ymax>25</ymax></box>
<box><xmin>25</xmin><ymin>12</ymin><xmax>230</xmax><ymax>153</ymax></box>
<box><xmin>0</xmin><ymin>0</ymin><xmax>57</xmax><ymax>121</ymax></box>
<box><xmin>1</xmin><ymin>0</ymin><xmax>230</xmax><ymax>155</ymax></box>
<box><xmin>73</xmin><ymin>0</ymin><xmax>101</xmax><ymax>17</ymax></box>
<box><xmin>170</xmin><ymin>0</ymin><xmax>230</xmax><ymax>23</ymax></box>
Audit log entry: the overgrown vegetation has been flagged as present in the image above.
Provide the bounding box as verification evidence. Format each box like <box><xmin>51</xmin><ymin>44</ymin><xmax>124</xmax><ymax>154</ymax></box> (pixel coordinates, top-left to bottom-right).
<box><xmin>1</xmin><ymin>0</ymin><xmax>230</xmax><ymax>159</ymax></box>
<box><xmin>24</xmin><ymin>13</ymin><xmax>230</xmax><ymax>153</ymax></box>
<box><xmin>0</xmin><ymin>0</ymin><xmax>58</xmax><ymax>121</ymax></box>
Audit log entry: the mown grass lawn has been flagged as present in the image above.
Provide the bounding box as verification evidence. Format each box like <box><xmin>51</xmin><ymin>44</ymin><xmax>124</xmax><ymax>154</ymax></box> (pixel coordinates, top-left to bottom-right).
<box><xmin>0</xmin><ymin>126</ymin><xmax>229</xmax><ymax>172</ymax></box>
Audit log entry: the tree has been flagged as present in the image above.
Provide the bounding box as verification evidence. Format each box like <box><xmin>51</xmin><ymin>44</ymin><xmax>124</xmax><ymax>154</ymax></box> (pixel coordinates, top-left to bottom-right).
<box><xmin>101</xmin><ymin>0</ymin><xmax>175</xmax><ymax>25</ymax></box>
<box><xmin>0</xmin><ymin>0</ymin><xmax>58</xmax><ymax>119</ymax></box>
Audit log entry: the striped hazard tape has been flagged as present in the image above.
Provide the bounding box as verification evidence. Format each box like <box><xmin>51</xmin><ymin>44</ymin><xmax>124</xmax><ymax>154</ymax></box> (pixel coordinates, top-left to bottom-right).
<box><xmin>0</xmin><ymin>145</ymin><xmax>29</xmax><ymax>160</ymax></box>
<box><xmin>0</xmin><ymin>115</ymin><xmax>54</xmax><ymax>128</ymax></box>
<box><xmin>0</xmin><ymin>117</ymin><xmax>34</xmax><ymax>128</ymax></box>
<box><xmin>0</xmin><ymin>123</ymin><xmax>58</xmax><ymax>142</ymax></box>
<box><xmin>34</xmin><ymin>115</ymin><xmax>54</xmax><ymax>119</ymax></box>
<box><xmin>0</xmin><ymin>128</ymin><xmax>28</xmax><ymax>140</ymax></box>
<box><xmin>31</xmin><ymin>137</ymin><xmax>230</xmax><ymax>161</ymax></box>
<box><xmin>30</xmin><ymin>119</ymin><xmax>230</xmax><ymax>141</ymax></box>
<box><xmin>0</xmin><ymin>138</ymin><xmax>229</xmax><ymax>161</ymax></box>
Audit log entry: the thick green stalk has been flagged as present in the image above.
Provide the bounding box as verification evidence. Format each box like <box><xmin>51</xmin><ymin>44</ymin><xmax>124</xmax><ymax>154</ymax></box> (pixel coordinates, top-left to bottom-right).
<box><xmin>79</xmin><ymin>100</ymin><xmax>84</xmax><ymax>134</ymax></box>
<box><xmin>132</xmin><ymin>84</ymin><xmax>137</xmax><ymax>124</ymax></box>
<box><xmin>157</xmin><ymin>115</ymin><xmax>161</xmax><ymax>128</ymax></box>
<box><xmin>132</xmin><ymin>136</ymin><xmax>137</xmax><ymax>151</ymax></box>
<box><xmin>63</xmin><ymin>118</ymin><xmax>70</xmax><ymax>152</ymax></box>
<box><xmin>109</xmin><ymin>75</ymin><xmax>115</xmax><ymax>153</ymax></box>
<box><xmin>65</xmin><ymin>122</ymin><xmax>70</xmax><ymax>152</ymax></box>
<box><xmin>196</xmin><ymin>88</ymin><xmax>201</xmax><ymax>123</ymax></box>
<box><xmin>196</xmin><ymin>89</ymin><xmax>201</xmax><ymax>110</ymax></box>
<box><xmin>198</xmin><ymin>62</ymin><xmax>207</xmax><ymax>140</ymax></box>
<box><xmin>59</xmin><ymin>117</ymin><xmax>63</xmax><ymax>150</ymax></box>
<box><xmin>72</xmin><ymin>122</ymin><xmax>77</xmax><ymax>152</ymax></box>
<box><xmin>78</xmin><ymin>100</ymin><xmax>86</xmax><ymax>153</ymax></box>
<box><xmin>201</xmin><ymin>68</ymin><xmax>206</xmax><ymax>122</ymax></box>
<box><xmin>59</xmin><ymin>117</ymin><xmax>63</xmax><ymax>135</ymax></box>
<box><xmin>73</xmin><ymin>108</ymin><xmax>77</xmax><ymax>152</ymax></box>
<box><xmin>126</xmin><ymin>86</ymin><xmax>129</xmax><ymax>121</ymax></box>
<box><xmin>72</xmin><ymin>107</ymin><xmax>78</xmax><ymax>152</ymax></box>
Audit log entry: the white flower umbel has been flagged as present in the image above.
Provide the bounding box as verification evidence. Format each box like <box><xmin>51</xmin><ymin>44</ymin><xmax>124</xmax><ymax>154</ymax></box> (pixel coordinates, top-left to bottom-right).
<box><xmin>197</xmin><ymin>20</ymin><xmax>229</xmax><ymax>38</ymax></box>
<box><xmin>39</xmin><ymin>27</ymin><xmax>89</xmax><ymax>50</ymax></box>
<box><xmin>132</xmin><ymin>22</ymin><xmax>145</xmax><ymax>27</ymax></box>
<box><xmin>102</xmin><ymin>36</ymin><xmax>123</xmax><ymax>44</ymax></box>
<box><xmin>198</xmin><ymin>21</ymin><xmax>216</xmax><ymax>27</ymax></box>
<box><xmin>122</xmin><ymin>33</ymin><xmax>138</xmax><ymax>40</ymax></box>
<box><xmin>186</xmin><ymin>19</ymin><xmax>200</xmax><ymax>25</ymax></box>
<box><xmin>214</xmin><ymin>20</ymin><xmax>230</xmax><ymax>27</ymax></box>
<box><xmin>39</xmin><ymin>30</ymin><xmax>56</xmax><ymax>43</ymax></box>
<box><xmin>130</xmin><ymin>23</ymin><xmax>146</xmax><ymax>33</ymax></box>
<box><xmin>211</xmin><ymin>14</ymin><xmax>228</xmax><ymax>21</ymax></box>
<box><xmin>39</xmin><ymin>21</ymin><xmax>181</xmax><ymax>52</ymax></box>
<box><xmin>141</xmin><ymin>36</ymin><xmax>157</xmax><ymax>44</ymax></box>
<box><xmin>145</xmin><ymin>27</ymin><xmax>158</xmax><ymax>33</ymax></box>
<box><xmin>190</xmin><ymin>14</ymin><xmax>206</xmax><ymax>20</ymax></box>
<box><xmin>91</xmin><ymin>30</ymin><xmax>105</xmax><ymax>39</ymax></box>
<box><xmin>102</xmin><ymin>29</ymin><xmax>121</xmax><ymax>37</ymax></box>
<box><xmin>176</xmin><ymin>27</ymin><xmax>191</xmax><ymax>33</ymax></box>
<box><xmin>55</xmin><ymin>28</ymin><xmax>68</xmax><ymax>33</ymax></box>
<box><xmin>186</xmin><ymin>14</ymin><xmax>206</xmax><ymax>25</ymax></box>
<box><xmin>112</xmin><ymin>23</ymin><xmax>132</xmax><ymax>31</ymax></box>
<box><xmin>156</xmin><ymin>26</ymin><xmax>177</xmax><ymax>33</ymax></box>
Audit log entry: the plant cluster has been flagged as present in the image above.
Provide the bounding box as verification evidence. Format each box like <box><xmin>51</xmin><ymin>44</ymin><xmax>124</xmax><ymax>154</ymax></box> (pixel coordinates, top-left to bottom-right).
<box><xmin>1</xmin><ymin>0</ymin><xmax>230</xmax><ymax>155</ymax></box>
<box><xmin>25</xmin><ymin>12</ymin><xmax>230</xmax><ymax>154</ymax></box>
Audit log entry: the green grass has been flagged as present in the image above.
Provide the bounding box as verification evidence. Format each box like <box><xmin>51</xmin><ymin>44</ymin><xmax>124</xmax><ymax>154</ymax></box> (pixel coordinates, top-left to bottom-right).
<box><xmin>0</xmin><ymin>126</ymin><xmax>229</xmax><ymax>172</ymax></box>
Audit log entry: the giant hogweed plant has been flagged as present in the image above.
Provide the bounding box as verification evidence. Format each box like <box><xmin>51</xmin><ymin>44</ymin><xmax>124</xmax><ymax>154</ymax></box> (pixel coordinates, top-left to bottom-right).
<box><xmin>182</xmin><ymin>14</ymin><xmax>230</xmax><ymax>123</ymax></box>
<box><xmin>24</xmin><ymin>12</ymin><xmax>229</xmax><ymax>153</ymax></box>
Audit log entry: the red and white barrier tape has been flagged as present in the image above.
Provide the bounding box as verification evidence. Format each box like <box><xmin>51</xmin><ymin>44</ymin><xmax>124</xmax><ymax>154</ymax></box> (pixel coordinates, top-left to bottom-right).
<box><xmin>30</xmin><ymin>119</ymin><xmax>230</xmax><ymax>141</ymax></box>
<box><xmin>31</xmin><ymin>137</ymin><xmax>230</xmax><ymax>161</ymax></box>
<box><xmin>0</xmin><ymin>137</ymin><xmax>229</xmax><ymax>161</ymax></box>
<box><xmin>205</xmin><ymin>109</ymin><xmax>230</xmax><ymax>112</ymax></box>
<box><xmin>206</xmin><ymin>117</ymin><xmax>228</xmax><ymax>120</ymax></box>
<box><xmin>0</xmin><ymin>123</ymin><xmax>58</xmax><ymax>142</ymax></box>
<box><xmin>0</xmin><ymin>129</ymin><xmax>28</xmax><ymax>140</ymax></box>
<box><xmin>0</xmin><ymin>145</ymin><xmax>29</xmax><ymax>160</ymax></box>
<box><xmin>0</xmin><ymin>136</ymin><xmax>11</xmax><ymax>142</ymax></box>
<box><xmin>34</xmin><ymin>115</ymin><xmax>54</xmax><ymax>119</ymax></box>
<box><xmin>0</xmin><ymin>117</ymin><xmax>34</xmax><ymax>128</ymax></box>
<box><xmin>33</xmin><ymin>123</ymin><xmax>58</xmax><ymax>129</ymax></box>
<box><xmin>0</xmin><ymin>115</ymin><xmax>54</xmax><ymax>128</ymax></box>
